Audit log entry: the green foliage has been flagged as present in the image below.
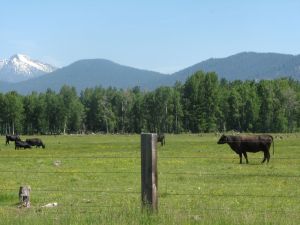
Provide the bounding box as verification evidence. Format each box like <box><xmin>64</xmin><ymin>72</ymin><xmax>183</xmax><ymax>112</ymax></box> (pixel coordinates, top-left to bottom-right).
<box><xmin>183</xmin><ymin>72</ymin><xmax>220</xmax><ymax>132</ymax></box>
<box><xmin>2</xmin><ymin>91</ymin><xmax>24</xmax><ymax>134</ymax></box>
<box><xmin>0</xmin><ymin>72</ymin><xmax>300</xmax><ymax>134</ymax></box>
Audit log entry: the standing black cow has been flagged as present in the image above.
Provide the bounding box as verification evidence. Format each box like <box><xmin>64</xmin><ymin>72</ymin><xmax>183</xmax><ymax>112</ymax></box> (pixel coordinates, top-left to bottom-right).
<box><xmin>15</xmin><ymin>140</ymin><xmax>32</xmax><ymax>150</ymax></box>
<box><xmin>157</xmin><ymin>133</ymin><xmax>165</xmax><ymax>146</ymax></box>
<box><xmin>6</xmin><ymin>134</ymin><xmax>21</xmax><ymax>145</ymax></box>
<box><xmin>217</xmin><ymin>134</ymin><xmax>274</xmax><ymax>164</ymax></box>
<box><xmin>26</xmin><ymin>138</ymin><xmax>45</xmax><ymax>149</ymax></box>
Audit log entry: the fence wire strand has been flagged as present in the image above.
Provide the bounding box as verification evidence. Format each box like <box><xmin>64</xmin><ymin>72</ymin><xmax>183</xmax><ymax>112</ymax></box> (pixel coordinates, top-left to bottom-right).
<box><xmin>0</xmin><ymin>170</ymin><xmax>299</xmax><ymax>178</ymax></box>
<box><xmin>0</xmin><ymin>188</ymin><xmax>139</xmax><ymax>194</ymax></box>
<box><xmin>0</xmin><ymin>156</ymin><xmax>140</xmax><ymax>159</ymax></box>
<box><xmin>1</xmin><ymin>187</ymin><xmax>299</xmax><ymax>199</ymax></box>
<box><xmin>0</xmin><ymin>155</ymin><xmax>299</xmax><ymax>160</ymax></box>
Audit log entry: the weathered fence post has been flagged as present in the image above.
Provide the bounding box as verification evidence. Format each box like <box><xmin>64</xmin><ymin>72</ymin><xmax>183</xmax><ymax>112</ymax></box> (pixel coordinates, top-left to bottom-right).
<box><xmin>141</xmin><ymin>133</ymin><xmax>158</xmax><ymax>212</ymax></box>
<box><xmin>19</xmin><ymin>185</ymin><xmax>31</xmax><ymax>208</ymax></box>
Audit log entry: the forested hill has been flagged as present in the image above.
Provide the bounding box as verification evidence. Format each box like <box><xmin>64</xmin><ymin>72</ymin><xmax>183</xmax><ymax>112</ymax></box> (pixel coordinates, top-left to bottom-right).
<box><xmin>0</xmin><ymin>59</ymin><xmax>167</xmax><ymax>94</ymax></box>
<box><xmin>170</xmin><ymin>52</ymin><xmax>300</xmax><ymax>82</ymax></box>
<box><xmin>1</xmin><ymin>52</ymin><xmax>300</xmax><ymax>94</ymax></box>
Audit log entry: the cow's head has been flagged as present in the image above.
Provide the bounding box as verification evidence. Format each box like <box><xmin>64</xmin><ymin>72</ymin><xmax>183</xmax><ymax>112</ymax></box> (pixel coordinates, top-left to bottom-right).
<box><xmin>217</xmin><ymin>134</ymin><xmax>228</xmax><ymax>144</ymax></box>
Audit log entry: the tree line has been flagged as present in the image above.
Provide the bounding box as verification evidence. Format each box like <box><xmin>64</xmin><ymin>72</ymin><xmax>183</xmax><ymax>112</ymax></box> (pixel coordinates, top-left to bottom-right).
<box><xmin>0</xmin><ymin>71</ymin><xmax>299</xmax><ymax>135</ymax></box>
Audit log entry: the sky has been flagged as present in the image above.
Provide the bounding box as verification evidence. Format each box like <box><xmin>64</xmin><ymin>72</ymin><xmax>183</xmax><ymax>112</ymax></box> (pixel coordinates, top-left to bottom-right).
<box><xmin>1</xmin><ymin>0</ymin><xmax>300</xmax><ymax>73</ymax></box>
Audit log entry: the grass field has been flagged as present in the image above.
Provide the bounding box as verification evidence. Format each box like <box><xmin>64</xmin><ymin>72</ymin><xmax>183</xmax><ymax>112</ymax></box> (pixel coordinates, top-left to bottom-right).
<box><xmin>0</xmin><ymin>134</ymin><xmax>299</xmax><ymax>225</ymax></box>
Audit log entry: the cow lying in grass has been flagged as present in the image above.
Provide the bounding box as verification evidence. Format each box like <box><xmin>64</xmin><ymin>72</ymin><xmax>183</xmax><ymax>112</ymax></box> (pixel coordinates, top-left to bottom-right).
<box><xmin>15</xmin><ymin>140</ymin><xmax>32</xmax><ymax>150</ymax></box>
<box><xmin>217</xmin><ymin>134</ymin><xmax>274</xmax><ymax>164</ymax></box>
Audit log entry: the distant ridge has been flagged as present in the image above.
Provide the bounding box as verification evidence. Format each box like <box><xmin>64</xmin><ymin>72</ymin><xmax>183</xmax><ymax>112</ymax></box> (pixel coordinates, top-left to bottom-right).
<box><xmin>0</xmin><ymin>59</ymin><xmax>166</xmax><ymax>94</ymax></box>
<box><xmin>1</xmin><ymin>52</ymin><xmax>300</xmax><ymax>94</ymax></box>
<box><xmin>170</xmin><ymin>52</ymin><xmax>300</xmax><ymax>82</ymax></box>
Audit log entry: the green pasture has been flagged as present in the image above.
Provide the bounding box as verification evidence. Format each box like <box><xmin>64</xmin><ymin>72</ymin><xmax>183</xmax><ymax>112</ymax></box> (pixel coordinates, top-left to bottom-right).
<box><xmin>0</xmin><ymin>134</ymin><xmax>299</xmax><ymax>225</ymax></box>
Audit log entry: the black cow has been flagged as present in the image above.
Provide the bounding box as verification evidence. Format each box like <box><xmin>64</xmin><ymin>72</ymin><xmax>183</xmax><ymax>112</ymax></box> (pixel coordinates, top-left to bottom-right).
<box><xmin>217</xmin><ymin>134</ymin><xmax>274</xmax><ymax>164</ymax></box>
<box><xmin>6</xmin><ymin>134</ymin><xmax>21</xmax><ymax>145</ymax></box>
<box><xmin>26</xmin><ymin>138</ymin><xmax>45</xmax><ymax>149</ymax></box>
<box><xmin>157</xmin><ymin>133</ymin><xmax>165</xmax><ymax>146</ymax></box>
<box><xmin>15</xmin><ymin>140</ymin><xmax>32</xmax><ymax>150</ymax></box>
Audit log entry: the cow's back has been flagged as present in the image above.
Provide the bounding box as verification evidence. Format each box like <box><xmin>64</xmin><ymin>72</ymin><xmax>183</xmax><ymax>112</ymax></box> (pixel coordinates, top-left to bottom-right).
<box><xmin>26</xmin><ymin>138</ymin><xmax>45</xmax><ymax>148</ymax></box>
<box><xmin>240</xmin><ymin>135</ymin><xmax>272</xmax><ymax>152</ymax></box>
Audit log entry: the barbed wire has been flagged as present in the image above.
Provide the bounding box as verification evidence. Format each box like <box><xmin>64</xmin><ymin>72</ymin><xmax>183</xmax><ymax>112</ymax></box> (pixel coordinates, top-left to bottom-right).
<box><xmin>0</xmin><ymin>170</ymin><xmax>299</xmax><ymax>179</ymax></box>
<box><xmin>0</xmin><ymin>155</ymin><xmax>140</xmax><ymax>159</ymax></box>
<box><xmin>0</xmin><ymin>170</ymin><xmax>140</xmax><ymax>174</ymax></box>
<box><xmin>0</xmin><ymin>155</ymin><xmax>300</xmax><ymax>160</ymax></box>
<box><xmin>160</xmin><ymin>156</ymin><xmax>300</xmax><ymax>160</ymax></box>
<box><xmin>0</xmin><ymin>188</ymin><xmax>139</xmax><ymax>193</ymax></box>
<box><xmin>0</xmin><ymin>204</ymin><xmax>125</xmax><ymax>210</ymax></box>
<box><xmin>160</xmin><ymin>192</ymin><xmax>300</xmax><ymax>199</ymax></box>
<box><xmin>160</xmin><ymin>171</ymin><xmax>300</xmax><ymax>178</ymax></box>
<box><xmin>1</xmin><ymin>188</ymin><xmax>299</xmax><ymax>199</ymax></box>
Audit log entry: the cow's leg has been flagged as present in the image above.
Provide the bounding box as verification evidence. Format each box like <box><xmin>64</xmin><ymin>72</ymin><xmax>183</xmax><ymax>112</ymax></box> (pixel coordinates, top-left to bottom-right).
<box><xmin>261</xmin><ymin>152</ymin><xmax>267</xmax><ymax>163</ymax></box>
<box><xmin>239</xmin><ymin>153</ymin><xmax>243</xmax><ymax>164</ymax></box>
<box><xmin>266</xmin><ymin>151</ymin><xmax>270</xmax><ymax>163</ymax></box>
<box><xmin>242</xmin><ymin>152</ymin><xmax>249</xmax><ymax>164</ymax></box>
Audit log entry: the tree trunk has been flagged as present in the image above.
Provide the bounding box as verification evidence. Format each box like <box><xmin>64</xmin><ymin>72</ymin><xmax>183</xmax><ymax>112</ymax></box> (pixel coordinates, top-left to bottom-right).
<box><xmin>63</xmin><ymin>120</ymin><xmax>67</xmax><ymax>135</ymax></box>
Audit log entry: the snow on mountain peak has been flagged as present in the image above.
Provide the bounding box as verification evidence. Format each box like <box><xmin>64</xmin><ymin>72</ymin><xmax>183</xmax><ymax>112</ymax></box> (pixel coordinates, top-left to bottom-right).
<box><xmin>11</xmin><ymin>54</ymin><xmax>29</xmax><ymax>61</ymax></box>
<box><xmin>9</xmin><ymin>53</ymin><xmax>56</xmax><ymax>73</ymax></box>
<box><xmin>0</xmin><ymin>59</ymin><xmax>6</xmax><ymax>70</ymax></box>
<box><xmin>0</xmin><ymin>54</ymin><xmax>57</xmax><ymax>83</ymax></box>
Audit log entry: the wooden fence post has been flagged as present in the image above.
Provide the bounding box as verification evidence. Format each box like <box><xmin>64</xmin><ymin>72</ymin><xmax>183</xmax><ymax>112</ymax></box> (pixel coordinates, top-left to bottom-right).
<box><xmin>19</xmin><ymin>185</ymin><xmax>31</xmax><ymax>208</ymax></box>
<box><xmin>141</xmin><ymin>133</ymin><xmax>158</xmax><ymax>212</ymax></box>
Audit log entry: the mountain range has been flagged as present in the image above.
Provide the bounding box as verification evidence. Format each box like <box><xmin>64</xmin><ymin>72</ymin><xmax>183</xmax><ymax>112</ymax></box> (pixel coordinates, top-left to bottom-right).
<box><xmin>1</xmin><ymin>52</ymin><xmax>300</xmax><ymax>94</ymax></box>
<box><xmin>171</xmin><ymin>52</ymin><xmax>300</xmax><ymax>82</ymax></box>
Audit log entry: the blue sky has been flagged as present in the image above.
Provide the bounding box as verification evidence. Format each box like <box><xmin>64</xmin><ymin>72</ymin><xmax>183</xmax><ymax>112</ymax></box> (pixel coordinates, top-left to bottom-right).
<box><xmin>1</xmin><ymin>0</ymin><xmax>300</xmax><ymax>73</ymax></box>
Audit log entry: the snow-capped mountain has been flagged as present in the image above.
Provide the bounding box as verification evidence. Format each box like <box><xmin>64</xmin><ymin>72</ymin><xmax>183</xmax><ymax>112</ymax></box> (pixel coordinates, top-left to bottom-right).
<box><xmin>0</xmin><ymin>60</ymin><xmax>5</xmax><ymax>70</ymax></box>
<box><xmin>0</xmin><ymin>54</ymin><xmax>57</xmax><ymax>83</ymax></box>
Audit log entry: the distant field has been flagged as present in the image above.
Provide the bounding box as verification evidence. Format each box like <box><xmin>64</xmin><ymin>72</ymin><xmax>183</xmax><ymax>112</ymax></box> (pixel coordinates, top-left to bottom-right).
<box><xmin>0</xmin><ymin>134</ymin><xmax>299</xmax><ymax>225</ymax></box>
